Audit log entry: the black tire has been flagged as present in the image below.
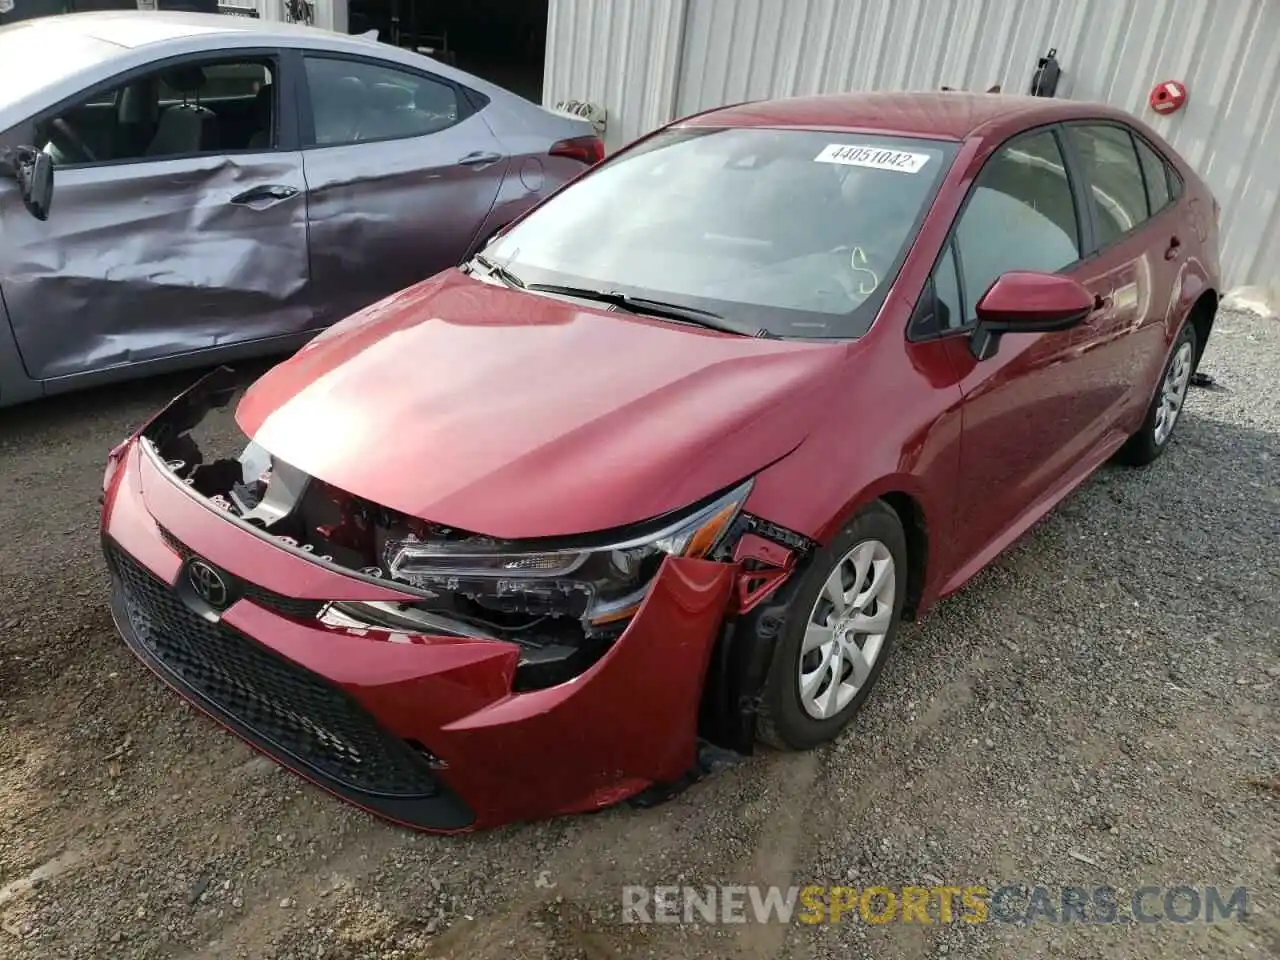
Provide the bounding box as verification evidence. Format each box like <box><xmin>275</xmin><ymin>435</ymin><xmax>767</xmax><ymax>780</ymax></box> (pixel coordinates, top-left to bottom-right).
<box><xmin>1115</xmin><ymin>321</ymin><xmax>1198</xmax><ymax>467</ymax></box>
<box><xmin>756</xmin><ymin>501</ymin><xmax>907</xmax><ymax>751</ymax></box>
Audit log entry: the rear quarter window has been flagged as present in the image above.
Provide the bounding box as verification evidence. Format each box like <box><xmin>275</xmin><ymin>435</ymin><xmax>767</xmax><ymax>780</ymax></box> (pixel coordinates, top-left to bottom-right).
<box><xmin>1134</xmin><ymin>135</ymin><xmax>1173</xmax><ymax>214</ymax></box>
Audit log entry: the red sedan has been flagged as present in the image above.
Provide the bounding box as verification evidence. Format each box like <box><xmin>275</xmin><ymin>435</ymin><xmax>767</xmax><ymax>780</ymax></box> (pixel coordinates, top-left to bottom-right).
<box><xmin>101</xmin><ymin>92</ymin><xmax>1220</xmax><ymax>832</ymax></box>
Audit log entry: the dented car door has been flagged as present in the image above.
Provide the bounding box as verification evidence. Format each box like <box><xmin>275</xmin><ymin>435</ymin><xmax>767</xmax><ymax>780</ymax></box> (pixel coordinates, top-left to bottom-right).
<box><xmin>297</xmin><ymin>53</ymin><xmax>508</xmax><ymax>327</ymax></box>
<box><xmin>0</xmin><ymin>151</ymin><xmax>310</xmax><ymax>381</ymax></box>
<box><xmin>0</xmin><ymin>49</ymin><xmax>311</xmax><ymax>383</ymax></box>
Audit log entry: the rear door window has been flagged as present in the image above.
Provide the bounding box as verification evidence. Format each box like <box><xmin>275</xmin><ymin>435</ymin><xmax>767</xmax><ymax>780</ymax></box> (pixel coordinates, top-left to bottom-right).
<box><xmin>1134</xmin><ymin>136</ymin><xmax>1173</xmax><ymax>213</ymax></box>
<box><xmin>1066</xmin><ymin>124</ymin><xmax>1151</xmax><ymax>248</ymax></box>
<box><xmin>302</xmin><ymin>55</ymin><xmax>461</xmax><ymax>146</ymax></box>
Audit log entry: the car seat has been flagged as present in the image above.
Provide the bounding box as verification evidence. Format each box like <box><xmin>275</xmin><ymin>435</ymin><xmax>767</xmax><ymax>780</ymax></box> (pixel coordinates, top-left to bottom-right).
<box><xmin>359</xmin><ymin>82</ymin><xmax>434</xmax><ymax>140</ymax></box>
<box><xmin>118</xmin><ymin>77</ymin><xmax>162</xmax><ymax>159</ymax></box>
<box><xmin>311</xmin><ymin>74</ymin><xmax>366</xmax><ymax>144</ymax></box>
<box><xmin>146</xmin><ymin>66</ymin><xmax>219</xmax><ymax>157</ymax></box>
<box><xmin>245</xmin><ymin>83</ymin><xmax>274</xmax><ymax>150</ymax></box>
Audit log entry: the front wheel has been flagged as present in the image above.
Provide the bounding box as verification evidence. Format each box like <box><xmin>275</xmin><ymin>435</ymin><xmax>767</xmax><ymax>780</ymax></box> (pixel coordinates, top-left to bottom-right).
<box><xmin>1116</xmin><ymin>321</ymin><xmax>1198</xmax><ymax>466</ymax></box>
<box><xmin>756</xmin><ymin>501</ymin><xmax>907</xmax><ymax>750</ymax></box>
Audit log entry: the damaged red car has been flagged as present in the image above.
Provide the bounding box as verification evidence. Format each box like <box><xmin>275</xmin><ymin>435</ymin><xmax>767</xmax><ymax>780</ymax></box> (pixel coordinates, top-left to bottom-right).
<box><xmin>101</xmin><ymin>92</ymin><xmax>1220</xmax><ymax>832</ymax></box>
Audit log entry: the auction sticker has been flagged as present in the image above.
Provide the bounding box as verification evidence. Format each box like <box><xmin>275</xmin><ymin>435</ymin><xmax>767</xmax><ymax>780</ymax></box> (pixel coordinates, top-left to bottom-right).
<box><xmin>814</xmin><ymin>144</ymin><xmax>930</xmax><ymax>173</ymax></box>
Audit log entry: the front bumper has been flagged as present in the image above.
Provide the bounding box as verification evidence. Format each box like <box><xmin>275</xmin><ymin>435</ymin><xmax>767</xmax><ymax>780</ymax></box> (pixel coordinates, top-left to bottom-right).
<box><xmin>101</xmin><ymin>430</ymin><xmax>736</xmax><ymax>832</ymax></box>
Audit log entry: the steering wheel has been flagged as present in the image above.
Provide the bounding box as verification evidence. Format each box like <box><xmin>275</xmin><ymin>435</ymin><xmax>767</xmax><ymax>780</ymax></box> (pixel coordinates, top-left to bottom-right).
<box><xmin>48</xmin><ymin>118</ymin><xmax>98</xmax><ymax>164</ymax></box>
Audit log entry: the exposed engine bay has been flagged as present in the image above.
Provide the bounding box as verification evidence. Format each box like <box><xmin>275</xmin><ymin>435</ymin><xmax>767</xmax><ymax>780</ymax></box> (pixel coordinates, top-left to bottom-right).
<box><xmin>152</xmin><ymin>430</ymin><xmax>626</xmax><ymax>686</ymax></box>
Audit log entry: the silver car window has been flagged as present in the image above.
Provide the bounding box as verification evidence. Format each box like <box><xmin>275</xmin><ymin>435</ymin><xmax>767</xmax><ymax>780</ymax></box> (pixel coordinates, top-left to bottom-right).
<box><xmin>303</xmin><ymin>56</ymin><xmax>461</xmax><ymax>146</ymax></box>
<box><xmin>33</xmin><ymin>58</ymin><xmax>278</xmax><ymax>165</ymax></box>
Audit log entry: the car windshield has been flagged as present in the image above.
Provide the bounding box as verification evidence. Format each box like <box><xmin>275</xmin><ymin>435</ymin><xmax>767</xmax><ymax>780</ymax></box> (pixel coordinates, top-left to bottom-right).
<box><xmin>0</xmin><ymin>23</ymin><xmax>120</xmax><ymax>108</ymax></box>
<box><xmin>486</xmin><ymin>127</ymin><xmax>958</xmax><ymax>338</ymax></box>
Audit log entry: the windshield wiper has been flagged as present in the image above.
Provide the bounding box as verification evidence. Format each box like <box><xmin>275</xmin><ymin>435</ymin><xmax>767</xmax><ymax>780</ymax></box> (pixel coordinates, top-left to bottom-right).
<box><xmin>524</xmin><ymin>283</ymin><xmax>749</xmax><ymax>335</ymax></box>
<box><xmin>471</xmin><ymin>253</ymin><xmax>526</xmax><ymax>289</ymax></box>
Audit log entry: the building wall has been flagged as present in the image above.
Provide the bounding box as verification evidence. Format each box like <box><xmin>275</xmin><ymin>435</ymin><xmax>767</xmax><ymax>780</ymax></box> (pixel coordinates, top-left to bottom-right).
<box><xmin>211</xmin><ymin>0</ymin><xmax>343</xmax><ymax>31</ymax></box>
<box><xmin>543</xmin><ymin>0</ymin><xmax>688</xmax><ymax>153</ymax></box>
<box><xmin>545</xmin><ymin>0</ymin><xmax>1280</xmax><ymax>291</ymax></box>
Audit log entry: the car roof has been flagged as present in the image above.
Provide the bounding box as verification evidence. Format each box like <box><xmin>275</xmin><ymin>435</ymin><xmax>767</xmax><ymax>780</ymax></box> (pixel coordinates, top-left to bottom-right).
<box><xmin>7</xmin><ymin>9</ymin><xmax>367</xmax><ymax>49</ymax></box>
<box><xmin>0</xmin><ymin>10</ymin><xmax>552</xmax><ymax>126</ymax></box>
<box><xmin>683</xmin><ymin>91</ymin><xmax>1143</xmax><ymax>142</ymax></box>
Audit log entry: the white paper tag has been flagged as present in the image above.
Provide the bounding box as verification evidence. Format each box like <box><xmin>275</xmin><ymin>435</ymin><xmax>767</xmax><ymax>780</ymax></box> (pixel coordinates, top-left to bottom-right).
<box><xmin>814</xmin><ymin>144</ymin><xmax>931</xmax><ymax>173</ymax></box>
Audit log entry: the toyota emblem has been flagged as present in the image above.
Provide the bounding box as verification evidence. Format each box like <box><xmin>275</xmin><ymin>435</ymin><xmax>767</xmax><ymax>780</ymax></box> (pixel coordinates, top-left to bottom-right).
<box><xmin>187</xmin><ymin>559</ymin><xmax>229</xmax><ymax>609</ymax></box>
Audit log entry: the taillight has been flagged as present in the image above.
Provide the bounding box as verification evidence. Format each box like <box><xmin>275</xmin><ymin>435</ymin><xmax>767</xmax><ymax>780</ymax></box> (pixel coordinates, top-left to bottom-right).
<box><xmin>549</xmin><ymin>135</ymin><xmax>605</xmax><ymax>166</ymax></box>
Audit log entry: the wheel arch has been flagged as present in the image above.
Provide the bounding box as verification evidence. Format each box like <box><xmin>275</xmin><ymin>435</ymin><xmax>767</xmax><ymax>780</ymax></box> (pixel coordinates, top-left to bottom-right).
<box><xmin>816</xmin><ymin>478</ymin><xmax>938</xmax><ymax>621</ymax></box>
<box><xmin>878</xmin><ymin>490</ymin><xmax>929</xmax><ymax>621</ymax></box>
<box><xmin>699</xmin><ymin>488</ymin><xmax>934</xmax><ymax>753</ymax></box>
<box><xmin>1185</xmin><ymin>288</ymin><xmax>1218</xmax><ymax>369</ymax></box>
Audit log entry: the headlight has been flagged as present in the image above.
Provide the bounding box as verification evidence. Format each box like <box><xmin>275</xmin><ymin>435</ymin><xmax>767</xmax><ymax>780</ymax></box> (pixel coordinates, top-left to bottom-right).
<box><xmin>382</xmin><ymin>479</ymin><xmax>752</xmax><ymax>630</ymax></box>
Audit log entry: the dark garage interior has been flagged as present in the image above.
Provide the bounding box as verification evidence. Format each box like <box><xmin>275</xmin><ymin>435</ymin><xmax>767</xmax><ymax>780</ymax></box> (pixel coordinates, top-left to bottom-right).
<box><xmin>347</xmin><ymin>0</ymin><xmax>549</xmax><ymax>102</ymax></box>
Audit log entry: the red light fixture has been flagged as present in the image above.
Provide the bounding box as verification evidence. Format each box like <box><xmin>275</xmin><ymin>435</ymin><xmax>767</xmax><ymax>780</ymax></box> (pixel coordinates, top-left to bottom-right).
<box><xmin>1149</xmin><ymin>80</ymin><xmax>1188</xmax><ymax>115</ymax></box>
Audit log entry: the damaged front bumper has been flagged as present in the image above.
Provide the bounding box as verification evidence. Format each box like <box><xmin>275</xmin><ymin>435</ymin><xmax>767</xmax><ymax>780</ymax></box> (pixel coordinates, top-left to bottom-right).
<box><xmin>100</xmin><ymin>370</ymin><xmax>752</xmax><ymax>831</ymax></box>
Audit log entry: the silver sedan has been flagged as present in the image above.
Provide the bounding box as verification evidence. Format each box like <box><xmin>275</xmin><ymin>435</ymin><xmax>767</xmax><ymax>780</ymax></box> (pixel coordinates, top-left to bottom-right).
<box><xmin>0</xmin><ymin>11</ymin><xmax>599</xmax><ymax>406</ymax></box>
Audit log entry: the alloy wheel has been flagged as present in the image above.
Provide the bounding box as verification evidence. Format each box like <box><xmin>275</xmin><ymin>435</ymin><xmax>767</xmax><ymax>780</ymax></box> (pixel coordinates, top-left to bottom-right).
<box><xmin>798</xmin><ymin>539</ymin><xmax>896</xmax><ymax>720</ymax></box>
<box><xmin>1153</xmin><ymin>341</ymin><xmax>1194</xmax><ymax>446</ymax></box>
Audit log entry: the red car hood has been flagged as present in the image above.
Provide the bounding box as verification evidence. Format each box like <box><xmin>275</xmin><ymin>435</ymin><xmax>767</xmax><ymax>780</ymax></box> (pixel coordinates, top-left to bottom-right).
<box><xmin>236</xmin><ymin>271</ymin><xmax>850</xmax><ymax>540</ymax></box>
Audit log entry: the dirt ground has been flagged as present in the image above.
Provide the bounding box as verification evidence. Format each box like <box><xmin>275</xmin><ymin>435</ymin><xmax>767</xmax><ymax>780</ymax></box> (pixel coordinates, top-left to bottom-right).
<box><xmin>0</xmin><ymin>309</ymin><xmax>1277</xmax><ymax>960</ymax></box>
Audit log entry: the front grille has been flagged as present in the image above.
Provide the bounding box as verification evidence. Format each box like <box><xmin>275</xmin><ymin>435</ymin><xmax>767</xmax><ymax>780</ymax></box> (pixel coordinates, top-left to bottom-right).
<box><xmin>159</xmin><ymin>526</ymin><xmax>324</xmax><ymax>621</ymax></box>
<box><xmin>243</xmin><ymin>587</ymin><xmax>326</xmax><ymax>621</ymax></box>
<box><xmin>106</xmin><ymin>542</ymin><xmax>439</xmax><ymax>799</ymax></box>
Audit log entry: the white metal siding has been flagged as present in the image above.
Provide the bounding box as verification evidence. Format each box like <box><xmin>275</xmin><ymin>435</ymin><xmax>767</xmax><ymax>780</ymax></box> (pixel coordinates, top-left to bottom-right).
<box><xmin>546</xmin><ymin>0</ymin><xmax>1280</xmax><ymax>290</ymax></box>
<box><xmin>543</xmin><ymin>0</ymin><xmax>688</xmax><ymax>152</ymax></box>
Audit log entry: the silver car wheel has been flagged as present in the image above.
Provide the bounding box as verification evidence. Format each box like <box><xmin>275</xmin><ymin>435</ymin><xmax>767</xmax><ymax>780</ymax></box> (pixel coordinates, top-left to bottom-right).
<box><xmin>798</xmin><ymin>539</ymin><xmax>896</xmax><ymax>720</ymax></box>
<box><xmin>1153</xmin><ymin>341</ymin><xmax>1194</xmax><ymax>446</ymax></box>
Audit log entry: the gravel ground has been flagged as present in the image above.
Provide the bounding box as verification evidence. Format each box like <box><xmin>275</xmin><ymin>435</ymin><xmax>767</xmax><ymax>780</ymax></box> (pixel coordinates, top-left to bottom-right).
<box><xmin>0</xmin><ymin>308</ymin><xmax>1276</xmax><ymax>960</ymax></box>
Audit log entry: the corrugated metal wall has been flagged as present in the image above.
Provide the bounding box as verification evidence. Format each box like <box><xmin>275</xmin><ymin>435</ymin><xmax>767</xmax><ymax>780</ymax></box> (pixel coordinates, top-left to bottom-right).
<box><xmin>545</xmin><ymin>0</ymin><xmax>1280</xmax><ymax>290</ymax></box>
<box><xmin>543</xmin><ymin>0</ymin><xmax>688</xmax><ymax>152</ymax></box>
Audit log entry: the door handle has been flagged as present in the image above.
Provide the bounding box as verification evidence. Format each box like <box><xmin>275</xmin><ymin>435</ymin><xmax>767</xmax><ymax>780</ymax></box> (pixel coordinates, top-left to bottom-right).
<box><xmin>1164</xmin><ymin>235</ymin><xmax>1182</xmax><ymax>260</ymax></box>
<box><xmin>230</xmin><ymin>184</ymin><xmax>299</xmax><ymax>208</ymax></box>
<box><xmin>458</xmin><ymin>150</ymin><xmax>503</xmax><ymax>168</ymax></box>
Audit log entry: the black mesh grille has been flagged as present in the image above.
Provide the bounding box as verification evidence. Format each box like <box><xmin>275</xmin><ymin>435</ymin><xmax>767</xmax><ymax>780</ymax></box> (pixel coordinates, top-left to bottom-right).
<box><xmin>106</xmin><ymin>542</ymin><xmax>439</xmax><ymax>799</ymax></box>
<box><xmin>243</xmin><ymin>586</ymin><xmax>325</xmax><ymax>622</ymax></box>
<box><xmin>159</xmin><ymin>526</ymin><xmax>324</xmax><ymax>621</ymax></box>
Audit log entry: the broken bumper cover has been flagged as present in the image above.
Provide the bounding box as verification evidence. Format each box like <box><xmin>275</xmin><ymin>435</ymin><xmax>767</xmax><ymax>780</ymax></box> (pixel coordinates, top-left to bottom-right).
<box><xmin>100</xmin><ymin>405</ymin><xmax>736</xmax><ymax>833</ymax></box>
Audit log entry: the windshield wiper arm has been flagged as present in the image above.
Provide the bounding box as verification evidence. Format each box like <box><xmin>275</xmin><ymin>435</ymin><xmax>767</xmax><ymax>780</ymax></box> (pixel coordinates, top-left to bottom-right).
<box><xmin>471</xmin><ymin>253</ymin><xmax>526</xmax><ymax>289</ymax></box>
<box><xmin>524</xmin><ymin>283</ymin><xmax>748</xmax><ymax>335</ymax></box>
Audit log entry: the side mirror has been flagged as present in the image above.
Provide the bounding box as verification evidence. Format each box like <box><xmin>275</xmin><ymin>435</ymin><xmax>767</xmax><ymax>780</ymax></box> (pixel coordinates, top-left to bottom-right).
<box><xmin>0</xmin><ymin>146</ymin><xmax>54</xmax><ymax>221</ymax></box>
<box><xmin>970</xmin><ymin>271</ymin><xmax>1092</xmax><ymax>360</ymax></box>
<box><xmin>18</xmin><ymin>150</ymin><xmax>53</xmax><ymax>221</ymax></box>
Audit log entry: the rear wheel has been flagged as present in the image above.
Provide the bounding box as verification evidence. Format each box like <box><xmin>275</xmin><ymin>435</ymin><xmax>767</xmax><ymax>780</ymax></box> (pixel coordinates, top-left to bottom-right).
<box><xmin>1116</xmin><ymin>321</ymin><xmax>1197</xmax><ymax>466</ymax></box>
<box><xmin>756</xmin><ymin>502</ymin><xmax>906</xmax><ymax>750</ymax></box>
